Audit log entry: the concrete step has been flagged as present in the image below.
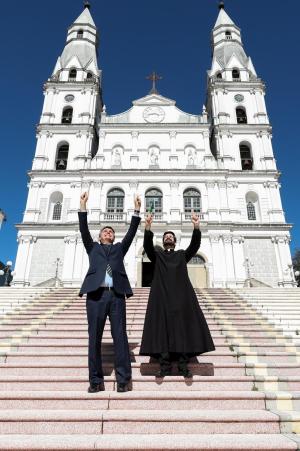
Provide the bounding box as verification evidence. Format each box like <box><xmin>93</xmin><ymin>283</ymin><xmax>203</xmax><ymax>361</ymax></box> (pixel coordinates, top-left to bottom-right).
<box><xmin>0</xmin><ymin>409</ymin><xmax>280</xmax><ymax>434</ymax></box>
<box><xmin>0</xmin><ymin>375</ymin><xmax>255</xmax><ymax>391</ymax></box>
<box><xmin>0</xmin><ymin>390</ymin><xmax>264</xmax><ymax>410</ymax></box>
<box><xmin>3</xmin><ymin>351</ymin><xmax>238</xmax><ymax>365</ymax></box>
<box><xmin>0</xmin><ymin>433</ymin><xmax>296</xmax><ymax>450</ymax></box>
<box><xmin>0</xmin><ymin>362</ymin><xmax>245</xmax><ymax>377</ymax></box>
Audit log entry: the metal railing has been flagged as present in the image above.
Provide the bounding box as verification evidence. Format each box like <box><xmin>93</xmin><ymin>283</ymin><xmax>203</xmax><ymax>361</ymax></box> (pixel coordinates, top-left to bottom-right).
<box><xmin>102</xmin><ymin>212</ymin><xmax>127</xmax><ymax>222</ymax></box>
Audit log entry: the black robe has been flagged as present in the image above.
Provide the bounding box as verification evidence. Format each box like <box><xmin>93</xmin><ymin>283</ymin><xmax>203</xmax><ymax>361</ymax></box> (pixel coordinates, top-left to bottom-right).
<box><xmin>139</xmin><ymin>228</ymin><xmax>215</xmax><ymax>357</ymax></box>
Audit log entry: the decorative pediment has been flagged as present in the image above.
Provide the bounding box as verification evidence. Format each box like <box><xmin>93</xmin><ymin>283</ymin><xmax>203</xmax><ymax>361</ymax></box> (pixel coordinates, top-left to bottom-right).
<box><xmin>132</xmin><ymin>93</ymin><xmax>176</xmax><ymax>107</ymax></box>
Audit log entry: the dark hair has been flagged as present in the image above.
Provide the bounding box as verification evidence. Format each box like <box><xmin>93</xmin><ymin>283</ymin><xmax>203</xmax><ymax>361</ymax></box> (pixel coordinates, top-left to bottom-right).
<box><xmin>100</xmin><ymin>226</ymin><xmax>115</xmax><ymax>234</ymax></box>
<box><xmin>163</xmin><ymin>230</ymin><xmax>177</xmax><ymax>243</ymax></box>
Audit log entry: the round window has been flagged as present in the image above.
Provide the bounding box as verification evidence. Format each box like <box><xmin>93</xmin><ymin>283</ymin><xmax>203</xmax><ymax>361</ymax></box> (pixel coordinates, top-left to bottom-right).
<box><xmin>64</xmin><ymin>94</ymin><xmax>75</xmax><ymax>103</ymax></box>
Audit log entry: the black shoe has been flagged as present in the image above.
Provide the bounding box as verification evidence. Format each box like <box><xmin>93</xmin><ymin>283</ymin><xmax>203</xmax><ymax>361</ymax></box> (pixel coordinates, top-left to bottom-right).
<box><xmin>88</xmin><ymin>382</ymin><xmax>105</xmax><ymax>393</ymax></box>
<box><xmin>178</xmin><ymin>368</ymin><xmax>193</xmax><ymax>378</ymax></box>
<box><xmin>156</xmin><ymin>369</ymin><xmax>172</xmax><ymax>378</ymax></box>
<box><xmin>117</xmin><ymin>382</ymin><xmax>132</xmax><ymax>393</ymax></box>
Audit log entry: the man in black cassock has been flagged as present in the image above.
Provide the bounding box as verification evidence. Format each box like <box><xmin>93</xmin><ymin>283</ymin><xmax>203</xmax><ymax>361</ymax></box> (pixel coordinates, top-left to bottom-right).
<box><xmin>140</xmin><ymin>212</ymin><xmax>215</xmax><ymax>377</ymax></box>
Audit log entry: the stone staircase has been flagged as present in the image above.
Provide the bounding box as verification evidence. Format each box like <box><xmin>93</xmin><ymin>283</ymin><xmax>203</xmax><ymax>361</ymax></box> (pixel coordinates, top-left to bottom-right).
<box><xmin>0</xmin><ymin>286</ymin><xmax>300</xmax><ymax>450</ymax></box>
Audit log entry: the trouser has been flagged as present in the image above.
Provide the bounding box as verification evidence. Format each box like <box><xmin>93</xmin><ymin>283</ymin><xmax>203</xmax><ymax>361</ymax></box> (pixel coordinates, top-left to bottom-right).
<box><xmin>158</xmin><ymin>352</ymin><xmax>190</xmax><ymax>372</ymax></box>
<box><xmin>86</xmin><ymin>288</ymin><xmax>131</xmax><ymax>384</ymax></box>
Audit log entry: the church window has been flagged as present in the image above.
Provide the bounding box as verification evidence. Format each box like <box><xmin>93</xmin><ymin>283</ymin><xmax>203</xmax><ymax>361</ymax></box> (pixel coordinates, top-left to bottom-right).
<box><xmin>225</xmin><ymin>30</ymin><xmax>232</xmax><ymax>40</ymax></box>
<box><xmin>69</xmin><ymin>68</ymin><xmax>77</xmax><ymax>80</ymax></box>
<box><xmin>77</xmin><ymin>29</ymin><xmax>83</xmax><ymax>38</ymax></box>
<box><xmin>240</xmin><ymin>143</ymin><xmax>253</xmax><ymax>170</ymax></box>
<box><xmin>145</xmin><ymin>189</ymin><xmax>163</xmax><ymax>216</ymax></box>
<box><xmin>61</xmin><ymin>107</ymin><xmax>73</xmax><ymax>124</ymax></box>
<box><xmin>247</xmin><ymin>202</ymin><xmax>256</xmax><ymax>220</ymax></box>
<box><xmin>56</xmin><ymin>144</ymin><xmax>69</xmax><ymax>170</ymax></box>
<box><xmin>183</xmin><ymin>189</ymin><xmax>201</xmax><ymax>218</ymax></box>
<box><xmin>49</xmin><ymin>192</ymin><xmax>63</xmax><ymax>222</ymax></box>
<box><xmin>232</xmin><ymin>69</ymin><xmax>240</xmax><ymax>80</ymax></box>
<box><xmin>236</xmin><ymin>107</ymin><xmax>247</xmax><ymax>124</ymax></box>
<box><xmin>246</xmin><ymin>192</ymin><xmax>260</xmax><ymax>221</ymax></box>
<box><xmin>216</xmin><ymin>72</ymin><xmax>222</xmax><ymax>79</ymax></box>
<box><xmin>52</xmin><ymin>202</ymin><xmax>62</xmax><ymax>221</ymax></box>
<box><xmin>107</xmin><ymin>188</ymin><xmax>124</xmax><ymax>213</ymax></box>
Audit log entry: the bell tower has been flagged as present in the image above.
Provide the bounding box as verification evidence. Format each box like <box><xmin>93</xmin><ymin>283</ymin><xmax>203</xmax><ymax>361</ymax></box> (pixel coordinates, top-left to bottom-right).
<box><xmin>33</xmin><ymin>2</ymin><xmax>102</xmax><ymax>172</ymax></box>
<box><xmin>207</xmin><ymin>2</ymin><xmax>276</xmax><ymax>172</ymax></box>
<box><xmin>13</xmin><ymin>3</ymin><xmax>102</xmax><ymax>287</ymax></box>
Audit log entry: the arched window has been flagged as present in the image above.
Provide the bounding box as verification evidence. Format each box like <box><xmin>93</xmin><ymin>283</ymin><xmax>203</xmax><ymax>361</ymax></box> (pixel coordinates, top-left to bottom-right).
<box><xmin>246</xmin><ymin>192</ymin><xmax>260</xmax><ymax>221</ymax></box>
<box><xmin>69</xmin><ymin>68</ymin><xmax>77</xmax><ymax>80</ymax></box>
<box><xmin>145</xmin><ymin>188</ymin><xmax>163</xmax><ymax>215</ymax></box>
<box><xmin>232</xmin><ymin>69</ymin><xmax>240</xmax><ymax>80</ymax></box>
<box><xmin>77</xmin><ymin>29</ymin><xmax>83</xmax><ymax>38</ymax></box>
<box><xmin>49</xmin><ymin>192</ymin><xmax>63</xmax><ymax>222</ymax></box>
<box><xmin>216</xmin><ymin>72</ymin><xmax>222</xmax><ymax>79</ymax></box>
<box><xmin>240</xmin><ymin>143</ymin><xmax>253</xmax><ymax>170</ymax></box>
<box><xmin>183</xmin><ymin>188</ymin><xmax>201</xmax><ymax>218</ymax></box>
<box><xmin>225</xmin><ymin>30</ymin><xmax>232</xmax><ymax>40</ymax></box>
<box><xmin>190</xmin><ymin>254</ymin><xmax>206</xmax><ymax>265</ymax></box>
<box><xmin>86</xmin><ymin>71</ymin><xmax>93</xmax><ymax>80</ymax></box>
<box><xmin>53</xmin><ymin>202</ymin><xmax>62</xmax><ymax>221</ymax></box>
<box><xmin>247</xmin><ymin>202</ymin><xmax>256</xmax><ymax>220</ymax></box>
<box><xmin>56</xmin><ymin>143</ymin><xmax>69</xmax><ymax>170</ymax></box>
<box><xmin>107</xmin><ymin>188</ymin><xmax>124</xmax><ymax>213</ymax></box>
<box><xmin>236</xmin><ymin>107</ymin><xmax>247</xmax><ymax>124</ymax></box>
<box><xmin>61</xmin><ymin>107</ymin><xmax>73</xmax><ymax>124</ymax></box>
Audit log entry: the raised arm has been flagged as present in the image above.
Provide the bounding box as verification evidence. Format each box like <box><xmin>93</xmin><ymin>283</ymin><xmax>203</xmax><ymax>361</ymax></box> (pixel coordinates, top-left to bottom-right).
<box><xmin>78</xmin><ymin>192</ymin><xmax>94</xmax><ymax>254</ymax></box>
<box><xmin>143</xmin><ymin>213</ymin><xmax>156</xmax><ymax>263</ymax></box>
<box><xmin>121</xmin><ymin>195</ymin><xmax>141</xmax><ymax>255</ymax></box>
<box><xmin>185</xmin><ymin>211</ymin><xmax>201</xmax><ymax>263</ymax></box>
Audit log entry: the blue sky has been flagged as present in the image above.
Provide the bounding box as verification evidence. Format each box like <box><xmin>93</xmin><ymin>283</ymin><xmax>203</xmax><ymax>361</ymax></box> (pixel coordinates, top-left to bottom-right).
<box><xmin>0</xmin><ymin>0</ymin><xmax>299</xmax><ymax>266</ymax></box>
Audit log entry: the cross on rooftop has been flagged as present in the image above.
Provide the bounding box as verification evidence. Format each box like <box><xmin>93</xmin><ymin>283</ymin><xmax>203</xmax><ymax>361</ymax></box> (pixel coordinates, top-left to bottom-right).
<box><xmin>146</xmin><ymin>71</ymin><xmax>162</xmax><ymax>94</ymax></box>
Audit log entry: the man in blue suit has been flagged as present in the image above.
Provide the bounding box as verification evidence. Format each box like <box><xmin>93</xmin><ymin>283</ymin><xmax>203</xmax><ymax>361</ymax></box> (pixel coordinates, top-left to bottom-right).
<box><xmin>79</xmin><ymin>192</ymin><xmax>141</xmax><ymax>393</ymax></box>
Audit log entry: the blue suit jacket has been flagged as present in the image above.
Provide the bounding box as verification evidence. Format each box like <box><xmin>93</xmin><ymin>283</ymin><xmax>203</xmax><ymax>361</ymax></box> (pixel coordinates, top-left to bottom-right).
<box><xmin>78</xmin><ymin>212</ymin><xmax>141</xmax><ymax>297</ymax></box>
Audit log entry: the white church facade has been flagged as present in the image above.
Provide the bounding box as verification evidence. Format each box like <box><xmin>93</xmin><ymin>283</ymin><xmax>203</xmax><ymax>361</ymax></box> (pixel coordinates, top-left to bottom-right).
<box><xmin>13</xmin><ymin>3</ymin><xmax>297</xmax><ymax>288</ymax></box>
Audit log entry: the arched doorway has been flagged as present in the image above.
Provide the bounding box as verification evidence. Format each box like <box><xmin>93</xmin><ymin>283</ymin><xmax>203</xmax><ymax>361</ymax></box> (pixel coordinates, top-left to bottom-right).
<box><xmin>187</xmin><ymin>254</ymin><xmax>208</xmax><ymax>288</ymax></box>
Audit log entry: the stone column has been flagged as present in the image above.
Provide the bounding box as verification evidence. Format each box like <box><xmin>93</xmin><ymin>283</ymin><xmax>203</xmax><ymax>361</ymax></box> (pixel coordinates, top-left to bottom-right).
<box><xmin>232</xmin><ymin>236</ymin><xmax>245</xmax><ymax>287</ymax></box>
<box><xmin>13</xmin><ymin>235</ymin><xmax>36</xmax><ymax>286</ymax></box>
<box><xmin>130</xmin><ymin>131</ymin><xmax>139</xmax><ymax>168</ymax></box>
<box><xmin>218</xmin><ymin>182</ymin><xmax>230</xmax><ymax>221</ymax></box>
<box><xmin>223</xmin><ymin>235</ymin><xmax>236</xmax><ymax>287</ymax></box>
<box><xmin>274</xmin><ymin>236</ymin><xmax>294</xmax><ymax>286</ymax></box>
<box><xmin>169</xmin><ymin>131</ymin><xmax>178</xmax><ymax>169</ymax></box>
<box><xmin>62</xmin><ymin>235</ymin><xmax>78</xmax><ymax>286</ymax></box>
<box><xmin>127</xmin><ymin>181</ymin><xmax>139</xmax><ymax>220</ymax></box>
<box><xmin>72</xmin><ymin>237</ymin><xmax>86</xmax><ymax>285</ymax></box>
<box><xmin>89</xmin><ymin>181</ymin><xmax>103</xmax><ymax>222</ymax></box>
<box><xmin>169</xmin><ymin>180</ymin><xmax>181</xmax><ymax>222</ymax></box>
<box><xmin>227</xmin><ymin>182</ymin><xmax>239</xmax><ymax>222</ymax></box>
<box><xmin>209</xmin><ymin>234</ymin><xmax>224</xmax><ymax>287</ymax></box>
<box><xmin>206</xmin><ymin>182</ymin><xmax>219</xmax><ymax>221</ymax></box>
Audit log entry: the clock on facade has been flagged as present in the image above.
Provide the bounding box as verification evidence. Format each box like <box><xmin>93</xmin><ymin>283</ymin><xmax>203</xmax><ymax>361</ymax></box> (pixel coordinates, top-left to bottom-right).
<box><xmin>143</xmin><ymin>106</ymin><xmax>165</xmax><ymax>123</ymax></box>
<box><xmin>234</xmin><ymin>94</ymin><xmax>244</xmax><ymax>102</ymax></box>
<box><xmin>64</xmin><ymin>94</ymin><xmax>75</xmax><ymax>102</ymax></box>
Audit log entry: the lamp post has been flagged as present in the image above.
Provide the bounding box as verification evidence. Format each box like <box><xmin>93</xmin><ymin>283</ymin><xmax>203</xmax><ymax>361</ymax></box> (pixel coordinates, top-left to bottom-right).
<box><xmin>0</xmin><ymin>261</ymin><xmax>13</xmax><ymax>286</ymax></box>
<box><xmin>53</xmin><ymin>258</ymin><xmax>62</xmax><ymax>287</ymax></box>
<box><xmin>243</xmin><ymin>257</ymin><xmax>254</xmax><ymax>287</ymax></box>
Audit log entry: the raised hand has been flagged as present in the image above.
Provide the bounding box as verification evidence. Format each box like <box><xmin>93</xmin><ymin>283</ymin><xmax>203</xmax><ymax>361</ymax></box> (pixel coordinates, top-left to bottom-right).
<box><xmin>191</xmin><ymin>210</ymin><xmax>200</xmax><ymax>228</ymax></box>
<box><xmin>134</xmin><ymin>194</ymin><xmax>141</xmax><ymax>211</ymax></box>
<box><xmin>80</xmin><ymin>192</ymin><xmax>89</xmax><ymax>210</ymax></box>
<box><xmin>145</xmin><ymin>212</ymin><xmax>153</xmax><ymax>230</ymax></box>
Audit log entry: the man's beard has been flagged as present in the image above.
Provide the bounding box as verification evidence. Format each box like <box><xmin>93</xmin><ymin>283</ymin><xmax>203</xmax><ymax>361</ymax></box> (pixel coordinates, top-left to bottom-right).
<box><xmin>163</xmin><ymin>239</ymin><xmax>175</xmax><ymax>249</ymax></box>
